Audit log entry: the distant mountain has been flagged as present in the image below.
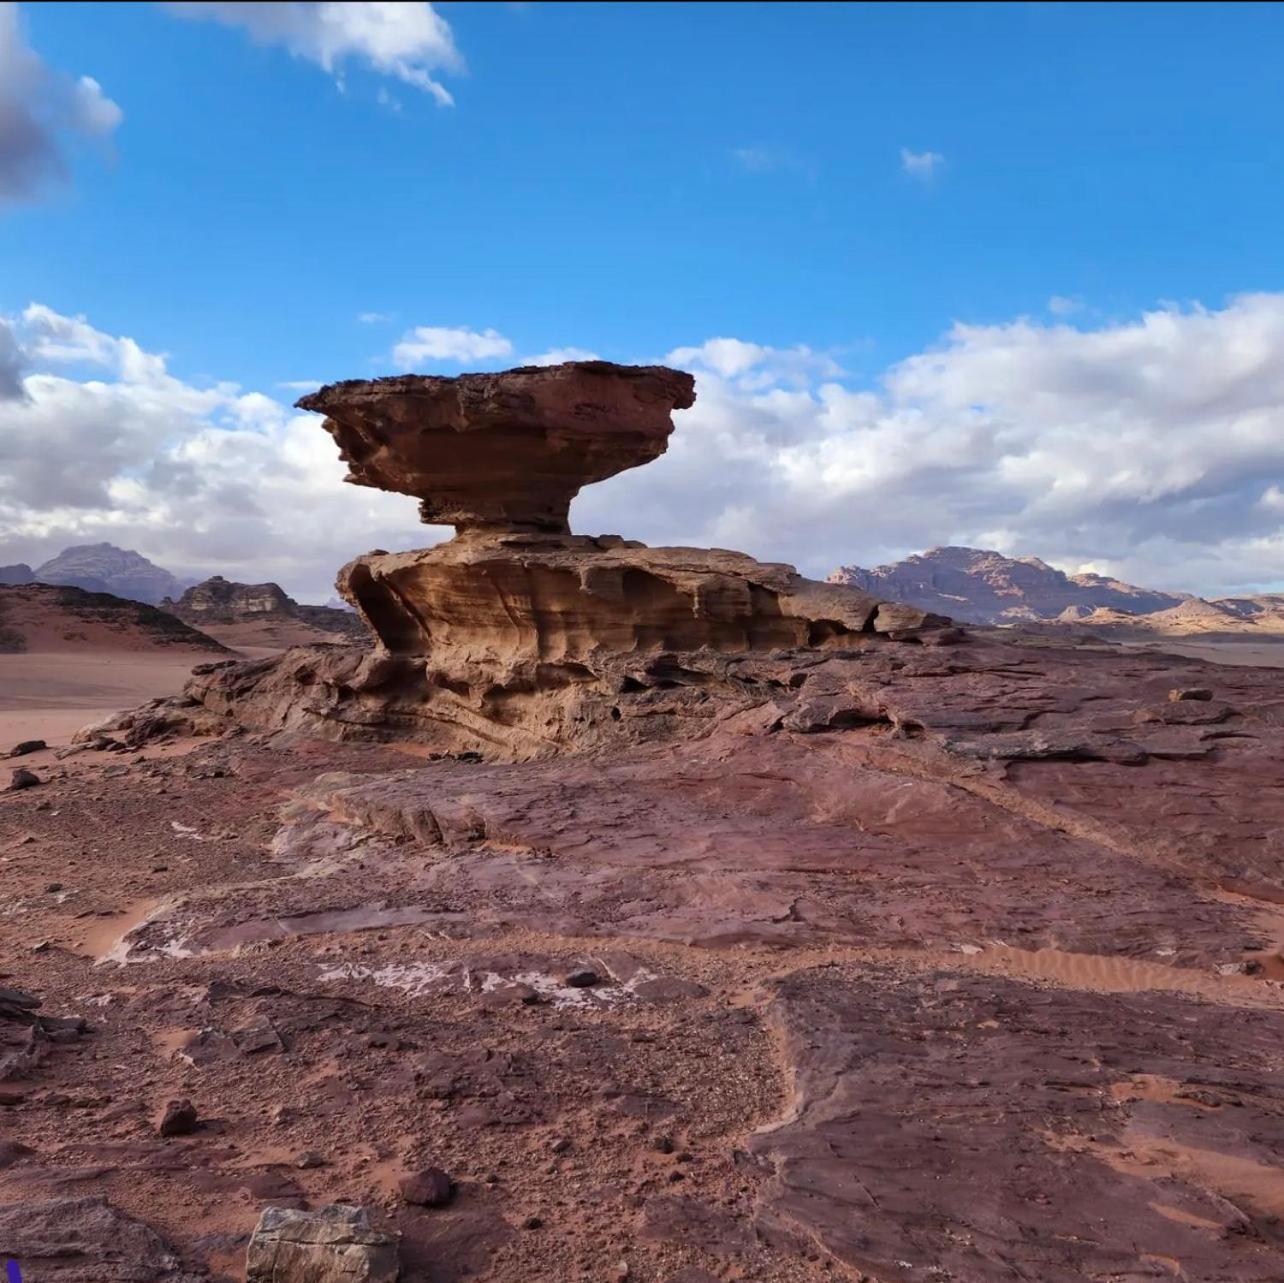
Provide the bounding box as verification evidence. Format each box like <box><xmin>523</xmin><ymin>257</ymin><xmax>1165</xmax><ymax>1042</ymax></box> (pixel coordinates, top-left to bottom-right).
<box><xmin>35</xmin><ymin>543</ymin><xmax>185</xmax><ymax>605</ymax></box>
<box><xmin>0</xmin><ymin>563</ymin><xmax>36</xmax><ymax>585</ymax></box>
<box><xmin>164</xmin><ymin>575</ymin><xmax>366</xmax><ymax>640</ymax></box>
<box><xmin>828</xmin><ymin>546</ymin><xmax>1188</xmax><ymax>625</ymax></box>
<box><xmin>0</xmin><ymin>583</ymin><xmax>229</xmax><ymax>655</ymax></box>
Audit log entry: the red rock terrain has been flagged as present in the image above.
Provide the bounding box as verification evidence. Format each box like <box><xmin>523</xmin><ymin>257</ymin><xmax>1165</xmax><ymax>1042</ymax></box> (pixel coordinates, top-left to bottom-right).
<box><xmin>3</xmin><ymin>363</ymin><xmax>1284</xmax><ymax>1283</ymax></box>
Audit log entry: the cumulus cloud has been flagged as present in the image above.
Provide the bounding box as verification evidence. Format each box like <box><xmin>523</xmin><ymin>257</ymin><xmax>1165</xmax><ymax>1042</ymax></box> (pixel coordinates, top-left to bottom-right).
<box><xmin>165</xmin><ymin>1</ymin><xmax>462</xmax><ymax>105</ymax></box>
<box><xmin>0</xmin><ymin>304</ymin><xmax>429</xmax><ymax>600</ymax></box>
<box><xmin>900</xmin><ymin>147</ymin><xmax>944</xmax><ymax>181</ymax></box>
<box><xmin>522</xmin><ymin>346</ymin><xmax>600</xmax><ymax>367</ymax></box>
<box><xmin>576</xmin><ymin>294</ymin><xmax>1284</xmax><ymax>595</ymax></box>
<box><xmin>0</xmin><ymin>1</ymin><xmax>123</xmax><ymax>204</ymax></box>
<box><xmin>0</xmin><ymin>317</ymin><xmax>24</xmax><ymax>398</ymax></box>
<box><xmin>8</xmin><ymin>297</ymin><xmax>1284</xmax><ymax>602</ymax></box>
<box><xmin>392</xmin><ymin>325</ymin><xmax>514</xmax><ymax>367</ymax></box>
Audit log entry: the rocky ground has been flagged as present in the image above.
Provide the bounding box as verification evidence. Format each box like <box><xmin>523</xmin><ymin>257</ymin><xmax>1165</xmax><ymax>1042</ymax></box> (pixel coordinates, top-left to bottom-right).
<box><xmin>4</xmin><ymin>631</ymin><xmax>1284</xmax><ymax>1282</ymax></box>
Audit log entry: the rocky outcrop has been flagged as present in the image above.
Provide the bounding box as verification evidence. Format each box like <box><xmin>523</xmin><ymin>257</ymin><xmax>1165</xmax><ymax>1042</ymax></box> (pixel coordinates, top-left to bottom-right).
<box><xmin>165</xmin><ymin>575</ymin><xmax>365</xmax><ymax>638</ymax></box>
<box><xmin>0</xmin><ymin>1196</ymin><xmax>200</xmax><ymax>1281</ymax></box>
<box><xmin>90</xmin><ymin>362</ymin><xmax>944</xmax><ymax>756</ymax></box>
<box><xmin>298</xmin><ymin>362</ymin><xmax>696</xmax><ymax>534</ymax></box>
<box><xmin>35</xmin><ymin>543</ymin><xmax>185</xmax><ymax>605</ymax></box>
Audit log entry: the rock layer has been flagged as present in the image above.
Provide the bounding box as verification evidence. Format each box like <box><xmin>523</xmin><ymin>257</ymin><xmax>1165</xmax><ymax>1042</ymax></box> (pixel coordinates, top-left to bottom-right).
<box><xmin>87</xmin><ymin>361</ymin><xmax>940</xmax><ymax>756</ymax></box>
<box><xmin>298</xmin><ymin>361</ymin><xmax>695</xmax><ymax>533</ymax></box>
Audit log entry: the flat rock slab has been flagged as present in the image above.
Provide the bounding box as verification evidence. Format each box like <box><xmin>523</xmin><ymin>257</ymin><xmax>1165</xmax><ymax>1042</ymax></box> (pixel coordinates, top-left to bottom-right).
<box><xmin>246</xmin><ymin>1204</ymin><xmax>398</xmax><ymax>1282</ymax></box>
<box><xmin>0</xmin><ymin>1196</ymin><xmax>201</xmax><ymax>1281</ymax></box>
<box><xmin>751</xmin><ymin>965</ymin><xmax>1284</xmax><ymax>1282</ymax></box>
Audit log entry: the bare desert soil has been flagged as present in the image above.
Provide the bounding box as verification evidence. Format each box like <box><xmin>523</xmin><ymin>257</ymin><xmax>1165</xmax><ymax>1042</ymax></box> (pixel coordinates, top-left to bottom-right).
<box><xmin>4</xmin><ymin>631</ymin><xmax>1284</xmax><ymax>1282</ymax></box>
<box><xmin>0</xmin><ymin>651</ymin><xmax>218</xmax><ymax>759</ymax></box>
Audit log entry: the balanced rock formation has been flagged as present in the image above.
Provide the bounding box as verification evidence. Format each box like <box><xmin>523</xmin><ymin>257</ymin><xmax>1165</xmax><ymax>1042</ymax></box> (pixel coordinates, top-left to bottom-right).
<box><xmin>97</xmin><ymin>362</ymin><xmax>945</xmax><ymax>757</ymax></box>
<box><xmin>298</xmin><ymin>362</ymin><xmax>696</xmax><ymax>533</ymax></box>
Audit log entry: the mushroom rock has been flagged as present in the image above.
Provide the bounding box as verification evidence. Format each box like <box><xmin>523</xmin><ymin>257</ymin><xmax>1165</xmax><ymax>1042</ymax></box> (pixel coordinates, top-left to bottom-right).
<box><xmin>95</xmin><ymin>361</ymin><xmax>950</xmax><ymax>759</ymax></box>
<box><xmin>301</xmin><ymin>361</ymin><xmax>945</xmax><ymax>664</ymax></box>
<box><xmin>297</xmin><ymin>361</ymin><xmax>695</xmax><ymax>534</ymax></box>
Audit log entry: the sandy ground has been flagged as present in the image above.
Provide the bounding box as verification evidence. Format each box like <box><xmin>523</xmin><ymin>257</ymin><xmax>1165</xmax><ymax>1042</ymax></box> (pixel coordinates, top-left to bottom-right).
<box><xmin>1131</xmin><ymin>638</ymin><xmax>1284</xmax><ymax>667</ymax></box>
<box><xmin>0</xmin><ymin>651</ymin><xmax>217</xmax><ymax>755</ymax></box>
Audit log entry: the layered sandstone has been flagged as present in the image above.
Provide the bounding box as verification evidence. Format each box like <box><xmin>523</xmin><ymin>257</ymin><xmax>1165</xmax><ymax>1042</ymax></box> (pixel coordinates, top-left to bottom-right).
<box><xmin>297</xmin><ymin>362</ymin><xmax>696</xmax><ymax>533</ymax></box>
<box><xmin>83</xmin><ymin>361</ymin><xmax>945</xmax><ymax>757</ymax></box>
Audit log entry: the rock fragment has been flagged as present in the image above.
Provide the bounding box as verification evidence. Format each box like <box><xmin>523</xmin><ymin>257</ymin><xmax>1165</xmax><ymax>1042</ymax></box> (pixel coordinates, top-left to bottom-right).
<box><xmin>157</xmin><ymin>1098</ymin><xmax>199</xmax><ymax>1137</ymax></box>
<box><xmin>398</xmin><ymin>1165</ymin><xmax>454</xmax><ymax>1207</ymax></box>
<box><xmin>8</xmin><ymin>766</ymin><xmax>41</xmax><ymax>790</ymax></box>
<box><xmin>245</xmin><ymin>1204</ymin><xmax>398</xmax><ymax>1283</ymax></box>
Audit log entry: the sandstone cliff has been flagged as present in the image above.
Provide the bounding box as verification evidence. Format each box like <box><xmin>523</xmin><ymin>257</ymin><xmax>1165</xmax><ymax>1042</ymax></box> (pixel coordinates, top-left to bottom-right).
<box><xmin>165</xmin><ymin>575</ymin><xmax>365</xmax><ymax>640</ymax></box>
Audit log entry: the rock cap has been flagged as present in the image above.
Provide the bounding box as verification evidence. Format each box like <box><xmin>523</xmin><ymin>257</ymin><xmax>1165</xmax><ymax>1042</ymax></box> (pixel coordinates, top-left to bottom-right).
<box><xmin>298</xmin><ymin>360</ymin><xmax>695</xmax><ymax>533</ymax></box>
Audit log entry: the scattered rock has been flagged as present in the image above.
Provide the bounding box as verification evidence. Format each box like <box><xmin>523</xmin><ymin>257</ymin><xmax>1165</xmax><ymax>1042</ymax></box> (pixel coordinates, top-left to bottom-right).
<box><xmin>0</xmin><ymin>1195</ymin><xmax>198</xmax><ymax>1280</ymax></box>
<box><xmin>157</xmin><ymin>1098</ymin><xmax>199</xmax><ymax>1137</ymax></box>
<box><xmin>295</xmin><ymin>1150</ymin><xmax>326</xmax><ymax>1169</ymax></box>
<box><xmin>564</xmin><ymin>968</ymin><xmax>599</xmax><ymax>988</ymax></box>
<box><xmin>399</xmin><ymin>1165</ymin><xmax>453</xmax><ymax>1207</ymax></box>
<box><xmin>234</xmin><ymin>1014</ymin><xmax>285</xmax><ymax>1055</ymax></box>
<box><xmin>0</xmin><ymin>1138</ymin><xmax>33</xmax><ymax>1167</ymax></box>
<box><xmin>8</xmin><ymin>766</ymin><xmax>41</xmax><ymax>790</ymax></box>
<box><xmin>550</xmin><ymin>1137</ymin><xmax>572</xmax><ymax>1155</ymax></box>
<box><xmin>1169</xmin><ymin>686</ymin><xmax>1214</xmax><ymax>701</ymax></box>
<box><xmin>521</xmin><ymin>1215</ymin><xmax>543</xmax><ymax>1231</ymax></box>
<box><xmin>9</xmin><ymin>738</ymin><xmax>47</xmax><ymax>756</ymax></box>
<box><xmin>245</xmin><ymin>1204</ymin><xmax>398</xmax><ymax>1283</ymax></box>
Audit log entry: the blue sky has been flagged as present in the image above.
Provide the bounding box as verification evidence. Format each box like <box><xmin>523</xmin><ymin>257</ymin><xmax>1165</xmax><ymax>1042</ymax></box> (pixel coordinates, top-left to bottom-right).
<box><xmin>4</xmin><ymin>2</ymin><xmax>1284</xmax><ymax>599</ymax></box>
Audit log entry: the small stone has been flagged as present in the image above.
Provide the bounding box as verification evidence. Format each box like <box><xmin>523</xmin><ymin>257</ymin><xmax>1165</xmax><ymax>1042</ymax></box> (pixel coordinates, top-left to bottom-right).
<box><xmin>9</xmin><ymin>740</ymin><xmax>46</xmax><ymax>757</ymax></box>
<box><xmin>295</xmin><ymin>1150</ymin><xmax>326</xmax><ymax>1169</ymax></box>
<box><xmin>1169</xmin><ymin>687</ymin><xmax>1214</xmax><ymax>702</ymax></box>
<box><xmin>564</xmin><ymin>968</ymin><xmax>599</xmax><ymax>988</ymax></box>
<box><xmin>8</xmin><ymin>768</ymin><xmax>40</xmax><ymax>791</ymax></box>
<box><xmin>550</xmin><ymin>1137</ymin><xmax>572</xmax><ymax>1155</ymax></box>
<box><xmin>158</xmin><ymin>1097</ymin><xmax>199</xmax><ymax>1137</ymax></box>
<box><xmin>522</xmin><ymin>1215</ymin><xmax>543</xmax><ymax>1230</ymax></box>
<box><xmin>45</xmin><ymin>882</ymin><xmax>62</xmax><ymax>893</ymax></box>
<box><xmin>399</xmin><ymin>1166</ymin><xmax>453</xmax><ymax>1207</ymax></box>
<box><xmin>653</xmin><ymin>1136</ymin><xmax>675</xmax><ymax>1154</ymax></box>
<box><xmin>612</xmin><ymin>1261</ymin><xmax>631</xmax><ymax>1282</ymax></box>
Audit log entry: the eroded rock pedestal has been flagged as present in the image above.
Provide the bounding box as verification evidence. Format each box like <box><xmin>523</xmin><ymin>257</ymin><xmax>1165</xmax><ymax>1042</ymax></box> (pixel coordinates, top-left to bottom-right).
<box><xmin>104</xmin><ymin>362</ymin><xmax>944</xmax><ymax>757</ymax></box>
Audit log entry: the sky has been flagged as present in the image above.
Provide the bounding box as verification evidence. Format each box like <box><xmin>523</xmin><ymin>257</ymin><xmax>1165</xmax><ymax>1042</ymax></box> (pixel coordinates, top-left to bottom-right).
<box><xmin>3</xmin><ymin>1</ymin><xmax>1284</xmax><ymax>601</ymax></box>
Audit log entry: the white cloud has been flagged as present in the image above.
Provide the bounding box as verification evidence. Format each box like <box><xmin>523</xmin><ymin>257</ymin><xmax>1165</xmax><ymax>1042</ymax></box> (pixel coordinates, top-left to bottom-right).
<box><xmin>900</xmin><ymin>147</ymin><xmax>944</xmax><ymax>181</ymax></box>
<box><xmin>576</xmin><ymin>294</ymin><xmax>1284</xmax><ymax>596</ymax></box>
<box><xmin>9</xmin><ymin>297</ymin><xmax>1284</xmax><ymax>602</ymax></box>
<box><xmin>1048</xmin><ymin>295</ymin><xmax>1083</xmax><ymax>317</ymax></box>
<box><xmin>165</xmin><ymin>1</ymin><xmax>462</xmax><ymax>105</ymax></box>
<box><xmin>357</xmin><ymin>310</ymin><xmax>393</xmax><ymax>324</ymax></box>
<box><xmin>392</xmin><ymin>325</ymin><xmax>514</xmax><ymax>367</ymax></box>
<box><xmin>521</xmin><ymin>346</ymin><xmax>600</xmax><ymax>367</ymax></box>
<box><xmin>0</xmin><ymin>317</ymin><xmax>24</xmax><ymax>398</ymax></box>
<box><xmin>0</xmin><ymin>304</ymin><xmax>430</xmax><ymax>601</ymax></box>
<box><xmin>0</xmin><ymin>1</ymin><xmax>123</xmax><ymax>204</ymax></box>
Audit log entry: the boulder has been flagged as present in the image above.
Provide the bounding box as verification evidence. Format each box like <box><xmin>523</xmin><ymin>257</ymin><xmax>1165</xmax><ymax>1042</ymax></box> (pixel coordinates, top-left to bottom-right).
<box><xmin>245</xmin><ymin>1204</ymin><xmax>398</xmax><ymax>1282</ymax></box>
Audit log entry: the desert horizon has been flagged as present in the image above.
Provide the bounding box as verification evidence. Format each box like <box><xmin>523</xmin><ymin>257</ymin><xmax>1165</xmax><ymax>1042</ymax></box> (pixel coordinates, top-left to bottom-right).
<box><xmin>5</xmin><ymin>4</ymin><xmax>1284</xmax><ymax>1282</ymax></box>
